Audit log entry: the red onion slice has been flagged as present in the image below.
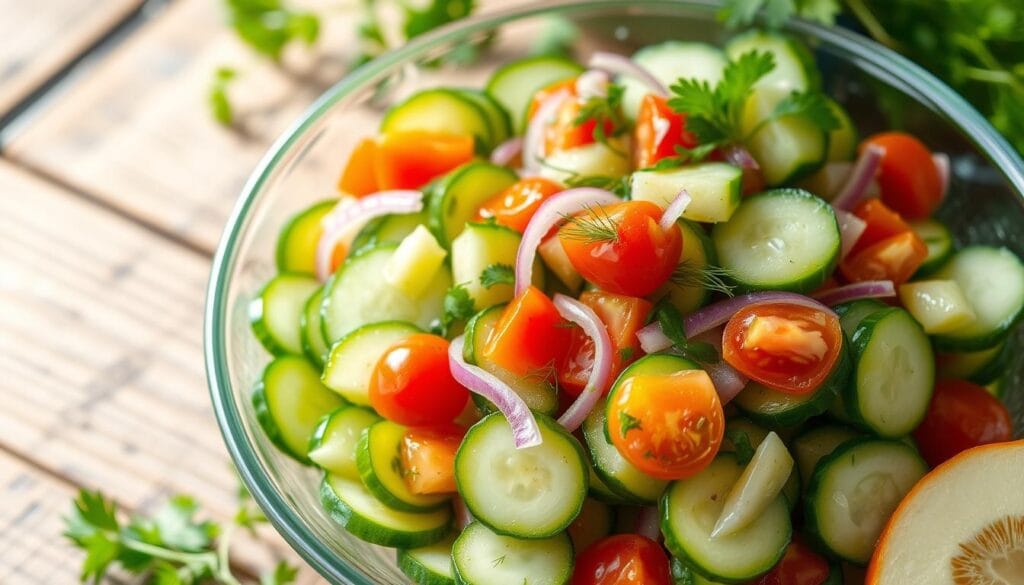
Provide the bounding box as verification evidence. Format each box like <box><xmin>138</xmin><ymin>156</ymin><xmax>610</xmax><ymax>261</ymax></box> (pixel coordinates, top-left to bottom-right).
<box><xmin>659</xmin><ymin>189</ymin><xmax>692</xmax><ymax>232</ymax></box>
<box><xmin>515</xmin><ymin>188</ymin><xmax>621</xmax><ymax>296</ymax></box>
<box><xmin>834</xmin><ymin>208</ymin><xmax>867</xmax><ymax>260</ymax></box>
<box><xmin>523</xmin><ymin>89</ymin><xmax>570</xmax><ymax>174</ymax></box>
<box><xmin>576</xmin><ymin>69</ymin><xmax>610</xmax><ymax>100</ymax></box>
<box><xmin>636</xmin><ymin>506</ymin><xmax>662</xmax><ymax>541</ymax></box>
<box><xmin>453</xmin><ymin>495</ymin><xmax>474</xmax><ymax>529</ymax></box>
<box><xmin>722</xmin><ymin>144</ymin><xmax>760</xmax><ymax>171</ymax></box>
<box><xmin>553</xmin><ymin>294</ymin><xmax>614</xmax><ymax>432</ymax></box>
<box><xmin>933</xmin><ymin>152</ymin><xmax>950</xmax><ymax>199</ymax></box>
<box><xmin>588</xmin><ymin>52</ymin><xmax>668</xmax><ymax>97</ymax></box>
<box><xmin>831</xmin><ymin>145</ymin><xmax>884</xmax><ymax>210</ymax></box>
<box><xmin>637</xmin><ymin>324</ymin><xmax>673</xmax><ymax>354</ymax></box>
<box><xmin>315</xmin><ymin>190</ymin><xmax>424</xmax><ymax>280</ymax></box>
<box><xmin>692</xmin><ymin>328</ymin><xmax>748</xmax><ymax>404</ymax></box>
<box><xmin>812</xmin><ymin>280</ymin><xmax>896</xmax><ymax>306</ymax></box>
<box><xmin>448</xmin><ymin>336</ymin><xmax>542</xmax><ymax>449</ymax></box>
<box><xmin>490</xmin><ymin>137</ymin><xmax>523</xmax><ymax>167</ymax></box>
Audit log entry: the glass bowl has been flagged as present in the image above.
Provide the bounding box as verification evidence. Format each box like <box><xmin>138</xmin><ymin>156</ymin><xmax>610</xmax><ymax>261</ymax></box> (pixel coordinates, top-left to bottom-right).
<box><xmin>205</xmin><ymin>1</ymin><xmax>1024</xmax><ymax>582</ymax></box>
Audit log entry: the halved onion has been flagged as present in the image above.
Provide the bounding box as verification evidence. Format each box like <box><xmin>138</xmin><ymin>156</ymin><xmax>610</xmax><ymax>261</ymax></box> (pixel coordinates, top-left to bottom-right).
<box><xmin>553</xmin><ymin>294</ymin><xmax>613</xmax><ymax>432</ymax></box>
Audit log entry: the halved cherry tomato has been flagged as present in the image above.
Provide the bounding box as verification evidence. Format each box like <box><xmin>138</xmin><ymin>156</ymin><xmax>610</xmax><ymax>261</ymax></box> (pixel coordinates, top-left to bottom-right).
<box><xmin>557</xmin><ymin>291</ymin><xmax>653</xmax><ymax>396</ymax></box>
<box><xmin>400</xmin><ymin>424</ymin><xmax>465</xmax><ymax>495</ymax></box>
<box><xmin>475</xmin><ymin>177</ymin><xmax>563</xmax><ymax>233</ymax></box>
<box><xmin>848</xmin><ymin>199</ymin><xmax>913</xmax><ymax>258</ymax></box>
<box><xmin>839</xmin><ymin>230</ymin><xmax>927</xmax><ymax>285</ymax></box>
<box><xmin>558</xmin><ymin>200</ymin><xmax>683</xmax><ymax>297</ymax></box>
<box><xmin>528</xmin><ymin>79</ymin><xmax>577</xmax><ymax>121</ymax></box>
<box><xmin>607</xmin><ymin>369</ymin><xmax>724</xmax><ymax>480</ymax></box>
<box><xmin>481</xmin><ymin>286</ymin><xmax>570</xmax><ymax>379</ymax></box>
<box><xmin>861</xmin><ymin>132</ymin><xmax>942</xmax><ymax>219</ymax></box>
<box><xmin>754</xmin><ymin>539</ymin><xmax>832</xmax><ymax>585</ymax></box>
<box><xmin>723</xmin><ymin>303</ymin><xmax>843</xmax><ymax>395</ymax></box>
<box><xmin>544</xmin><ymin>95</ymin><xmax>616</xmax><ymax>154</ymax></box>
<box><xmin>912</xmin><ymin>379</ymin><xmax>1013</xmax><ymax>467</ymax></box>
<box><xmin>338</xmin><ymin>138</ymin><xmax>379</xmax><ymax>196</ymax></box>
<box><xmin>369</xmin><ymin>334</ymin><xmax>469</xmax><ymax>426</ymax></box>
<box><xmin>571</xmin><ymin>535</ymin><xmax>672</xmax><ymax>585</ymax></box>
<box><xmin>634</xmin><ymin>94</ymin><xmax>698</xmax><ymax>168</ymax></box>
<box><xmin>373</xmin><ymin>131</ymin><xmax>474</xmax><ymax>190</ymax></box>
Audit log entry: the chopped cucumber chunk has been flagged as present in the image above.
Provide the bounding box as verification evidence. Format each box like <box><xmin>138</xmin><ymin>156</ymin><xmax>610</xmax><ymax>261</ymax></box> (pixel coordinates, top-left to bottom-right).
<box><xmin>630</xmin><ymin>163</ymin><xmax>742</xmax><ymax>223</ymax></box>
<box><xmin>384</xmin><ymin>225</ymin><xmax>448</xmax><ymax>299</ymax></box>
<box><xmin>898</xmin><ymin>280</ymin><xmax>977</xmax><ymax>334</ymax></box>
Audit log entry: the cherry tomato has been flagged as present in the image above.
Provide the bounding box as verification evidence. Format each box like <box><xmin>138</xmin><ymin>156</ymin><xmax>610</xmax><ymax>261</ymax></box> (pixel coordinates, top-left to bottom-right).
<box><xmin>607</xmin><ymin>369</ymin><xmax>724</xmax><ymax>480</ymax></box>
<box><xmin>544</xmin><ymin>95</ymin><xmax>616</xmax><ymax>154</ymax></box>
<box><xmin>558</xmin><ymin>291</ymin><xmax>652</xmax><ymax>397</ymax></box>
<box><xmin>848</xmin><ymin>199</ymin><xmax>913</xmax><ymax>258</ymax></box>
<box><xmin>475</xmin><ymin>177</ymin><xmax>563</xmax><ymax>233</ymax></box>
<box><xmin>481</xmin><ymin>286</ymin><xmax>570</xmax><ymax>379</ymax></box>
<box><xmin>754</xmin><ymin>539</ymin><xmax>832</xmax><ymax>585</ymax></box>
<box><xmin>723</xmin><ymin>303</ymin><xmax>843</xmax><ymax>395</ymax></box>
<box><xmin>861</xmin><ymin>132</ymin><xmax>942</xmax><ymax>219</ymax></box>
<box><xmin>571</xmin><ymin>535</ymin><xmax>672</xmax><ymax>585</ymax></box>
<box><xmin>338</xmin><ymin>138</ymin><xmax>379</xmax><ymax>196</ymax></box>
<box><xmin>528</xmin><ymin>79</ymin><xmax>577</xmax><ymax>121</ymax></box>
<box><xmin>633</xmin><ymin>94</ymin><xmax>697</xmax><ymax>168</ymax></box>
<box><xmin>400</xmin><ymin>424</ymin><xmax>465</xmax><ymax>495</ymax></box>
<box><xmin>369</xmin><ymin>334</ymin><xmax>469</xmax><ymax>425</ymax></box>
<box><xmin>558</xmin><ymin>200</ymin><xmax>683</xmax><ymax>297</ymax></box>
<box><xmin>373</xmin><ymin>131</ymin><xmax>475</xmax><ymax>190</ymax></box>
<box><xmin>839</xmin><ymin>231</ymin><xmax>927</xmax><ymax>285</ymax></box>
<box><xmin>912</xmin><ymin>379</ymin><xmax>1013</xmax><ymax>467</ymax></box>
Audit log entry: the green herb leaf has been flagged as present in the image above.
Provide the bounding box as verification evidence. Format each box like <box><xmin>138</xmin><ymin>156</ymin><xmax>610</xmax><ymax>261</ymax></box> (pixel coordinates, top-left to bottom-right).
<box><xmin>618</xmin><ymin>347</ymin><xmax>635</xmax><ymax>362</ymax></box>
<box><xmin>261</xmin><ymin>561</ymin><xmax>300</xmax><ymax>585</ymax></box>
<box><xmin>441</xmin><ymin>284</ymin><xmax>477</xmax><ymax>336</ymax></box>
<box><xmin>558</xmin><ymin>204</ymin><xmax>620</xmax><ymax>244</ymax></box>
<box><xmin>563</xmin><ymin>173</ymin><xmax>631</xmax><ymax>198</ymax></box>
<box><xmin>619</xmin><ymin>411</ymin><xmax>643</xmax><ymax>437</ymax></box>
<box><xmin>574</xmin><ymin>83</ymin><xmax>629</xmax><ymax>147</ymax></box>
<box><xmin>718</xmin><ymin>0</ymin><xmax>839</xmax><ymax>29</ymax></box>
<box><xmin>404</xmin><ymin>0</ymin><xmax>475</xmax><ymax>39</ymax></box>
<box><xmin>670</xmin><ymin>260</ymin><xmax>737</xmax><ymax>297</ymax></box>
<box><xmin>654</xmin><ymin>301</ymin><xmax>720</xmax><ymax>364</ymax></box>
<box><xmin>151</xmin><ymin>496</ymin><xmax>219</xmax><ymax>552</ymax></box>
<box><xmin>745</xmin><ymin>89</ymin><xmax>840</xmax><ymax>139</ymax></box>
<box><xmin>225</xmin><ymin>0</ymin><xmax>321</xmax><ymax>60</ymax></box>
<box><xmin>726</xmin><ymin>428</ymin><xmax>756</xmax><ymax>465</ymax></box>
<box><xmin>208</xmin><ymin>67</ymin><xmax>237</xmax><ymax>127</ymax></box>
<box><xmin>480</xmin><ymin>263</ymin><xmax>515</xmax><ymax>289</ymax></box>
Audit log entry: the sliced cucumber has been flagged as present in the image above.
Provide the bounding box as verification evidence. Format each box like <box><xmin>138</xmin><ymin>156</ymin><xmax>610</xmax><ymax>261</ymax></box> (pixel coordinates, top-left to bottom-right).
<box><xmin>825</xmin><ymin>98</ymin><xmax>857</xmax><ymax>162</ymax></box>
<box><xmin>321</xmin><ymin>245</ymin><xmax>449</xmax><ymax>343</ymax></box>
<box><xmin>791</xmin><ymin>424</ymin><xmax>863</xmax><ymax>488</ymax></box>
<box><xmin>804</xmin><ymin>439</ymin><xmax>928</xmax><ymax>564</ymax></box>
<box><xmin>936</xmin><ymin>342</ymin><xmax>1007</xmax><ymax>385</ymax></box>
<box><xmin>567</xmin><ymin>498</ymin><xmax>614</xmax><ymax>554</ymax></box>
<box><xmin>909</xmin><ymin>218</ymin><xmax>953</xmax><ymax>277</ymax></box>
<box><xmin>741</xmin><ymin>85</ymin><xmax>827</xmax><ymax>185</ymax></box>
<box><xmin>538</xmin><ymin>140</ymin><xmax>630</xmax><ymax>184</ymax></box>
<box><xmin>275</xmin><ymin>200</ymin><xmax>334</xmax><ymax>274</ymax></box>
<box><xmin>834</xmin><ymin>298</ymin><xmax>887</xmax><ymax>337</ymax></box>
<box><xmin>321</xmin><ymin>320</ymin><xmax>421</xmax><ymax>405</ymax></box>
<box><xmin>712</xmin><ymin>189</ymin><xmax>839</xmax><ymax>293</ymax></box>
<box><xmin>398</xmin><ymin>534</ymin><xmax>456</xmax><ymax>585</ymax></box>
<box><xmin>320</xmin><ymin>474</ymin><xmax>451</xmax><ymax>548</ymax></box>
<box><xmin>623</xmin><ymin>41</ymin><xmax>727</xmax><ymax>120</ymax></box>
<box><xmin>630</xmin><ymin>163</ymin><xmax>742</xmax><ymax>224</ymax></box>
<box><xmin>351</xmin><ymin>211</ymin><xmax>428</xmax><ymax>253</ymax></box>
<box><xmin>250</xmin><ymin>273</ymin><xmax>321</xmax><ymax>355</ymax></box>
<box><xmin>427</xmin><ymin>162</ymin><xmax>519</xmax><ymax>248</ymax></box>
<box><xmin>308</xmin><ymin>405</ymin><xmax>381</xmax><ymax>478</ymax></box>
<box><xmin>671</xmin><ymin>558</ymin><xmax>730</xmax><ymax>585</ymax></box>
<box><xmin>661</xmin><ymin>453</ymin><xmax>791</xmax><ymax>583</ymax></box>
<box><xmin>253</xmin><ymin>356</ymin><xmax>347</xmax><ymax>462</ymax></box>
<box><xmin>455</xmin><ymin>412</ymin><xmax>587</xmax><ymax>539</ymax></box>
<box><xmin>898</xmin><ymin>279</ymin><xmax>977</xmax><ymax>334</ymax></box>
<box><xmin>584</xmin><ymin>397</ymin><xmax>669</xmax><ymax>505</ymax></box>
<box><xmin>654</xmin><ymin>219</ymin><xmax>718</xmax><ymax>315</ymax></box>
<box><xmin>357</xmin><ymin>420</ymin><xmax>450</xmax><ymax>512</ymax></box>
<box><xmin>455</xmin><ymin>88</ymin><xmax>512</xmax><ymax>146</ymax></box>
<box><xmin>381</xmin><ymin>88</ymin><xmax>493</xmax><ymax>148</ymax></box>
<box><xmin>485</xmin><ymin>55</ymin><xmax>583</xmax><ymax>132</ymax></box>
<box><xmin>452</xmin><ymin>522</ymin><xmax>573</xmax><ymax>585</ymax></box>
<box><xmin>930</xmin><ymin>246</ymin><xmax>1024</xmax><ymax>351</ymax></box>
<box><xmin>300</xmin><ymin>286</ymin><xmax>330</xmax><ymax>366</ymax></box>
<box><xmin>452</xmin><ymin>222</ymin><xmax>543</xmax><ymax>310</ymax></box>
<box><xmin>725</xmin><ymin>31</ymin><xmax>819</xmax><ymax>91</ymax></box>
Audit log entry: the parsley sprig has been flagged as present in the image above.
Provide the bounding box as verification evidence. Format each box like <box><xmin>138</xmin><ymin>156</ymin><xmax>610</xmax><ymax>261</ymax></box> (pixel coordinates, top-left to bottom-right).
<box><xmin>480</xmin><ymin>264</ymin><xmax>516</xmax><ymax>289</ymax></box>
<box><xmin>573</xmin><ymin>83</ymin><xmax>630</xmax><ymax>149</ymax></box>
<box><xmin>653</xmin><ymin>301</ymin><xmax>720</xmax><ymax>364</ymax></box>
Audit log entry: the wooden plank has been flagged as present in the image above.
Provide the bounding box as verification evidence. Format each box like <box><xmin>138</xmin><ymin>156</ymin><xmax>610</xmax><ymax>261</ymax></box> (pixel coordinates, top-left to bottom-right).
<box><xmin>0</xmin><ymin>0</ymin><xmax>143</xmax><ymax>116</ymax></box>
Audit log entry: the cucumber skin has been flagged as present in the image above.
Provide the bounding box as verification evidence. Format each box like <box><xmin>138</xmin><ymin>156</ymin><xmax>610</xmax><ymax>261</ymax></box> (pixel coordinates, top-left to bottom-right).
<box><xmin>275</xmin><ymin>200</ymin><xmax>335</xmax><ymax>274</ymax></box>
<box><xmin>381</xmin><ymin>88</ymin><xmax>493</xmax><ymax>148</ymax></box>
<box><xmin>397</xmin><ymin>546</ymin><xmax>457</xmax><ymax>585</ymax></box>
<box><xmin>356</xmin><ymin>423</ymin><xmax>450</xmax><ymax>513</ymax></box>
<box><xmin>252</xmin><ymin>381</ymin><xmax>310</xmax><ymax>464</ymax></box>
<box><xmin>299</xmin><ymin>287</ymin><xmax>328</xmax><ymax>367</ymax></box>
<box><xmin>426</xmin><ymin>162</ymin><xmax>519</xmax><ymax>248</ymax></box>
<box><xmin>249</xmin><ymin>273</ymin><xmax>318</xmax><ymax>356</ymax></box>
<box><xmin>319</xmin><ymin>477</ymin><xmax>452</xmax><ymax>549</ymax></box>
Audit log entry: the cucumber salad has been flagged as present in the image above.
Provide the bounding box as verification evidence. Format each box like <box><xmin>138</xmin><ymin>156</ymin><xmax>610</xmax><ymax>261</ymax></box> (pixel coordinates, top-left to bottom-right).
<box><xmin>248</xmin><ymin>30</ymin><xmax>1023</xmax><ymax>585</ymax></box>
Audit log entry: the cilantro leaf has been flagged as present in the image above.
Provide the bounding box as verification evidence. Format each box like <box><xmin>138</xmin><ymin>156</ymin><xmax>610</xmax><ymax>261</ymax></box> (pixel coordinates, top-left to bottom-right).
<box><xmin>574</xmin><ymin>83</ymin><xmax>629</xmax><ymax>147</ymax></box>
<box><xmin>480</xmin><ymin>264</ymin><xmax>515</xmax><ymax>289</ymax></box>
<box><xmin>208</xmin><ymin>67</ymin><xmax>237</xmax><ymax>127</ymax></box>
<box><xmin>261</xmin><ymin>560</ymin><xmax>300</xmax><ymax>585</ymax></box>
<box><xmin>151</xmin><ymin>496</ymin><xmax>219</xmax><ymax>552</ymax></box>
<box><xmin>619</xmin><ymin>411</ymin><xmax>643</xmax><ymax>437</ymax></box>
<box><xmin>440</xmin><ymin>284</ymin><xmax>477</xmax><ymax>336</ymax></box>
<box><xmin>225</xmin><ymin>0</ymin><xmax>320</xmax><ymax>61</ymax></box>
<box><xmin>654</xmin><ymin>301</ymin><xmax>721</xmax><ymax>364</ymax></box>
<box><xmin>726</xmin><ymin>428</ymin><xmax>756</xmax><ymax>465</ymax></box>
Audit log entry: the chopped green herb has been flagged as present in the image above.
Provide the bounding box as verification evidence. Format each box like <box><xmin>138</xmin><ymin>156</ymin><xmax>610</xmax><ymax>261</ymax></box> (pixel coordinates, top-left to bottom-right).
<box><xmin>725</xmin><ymin>428</ymin><xmax>756</xmax><ymax>465</ymax></box>
<box><xmin>558</xmin><ymin>204</ymin><xmax>620</xmax><ymax>244</ymax></box>
<box><xmin>654</xmin><ymin>301</ymin><xmax>721</xmax><ymax>364</ymax></box>
<box><xmin>480</xmin><ymin>263</ymin><xmax>515</xmax><ymax>289</ymax></box>
<box><xmin>670</xmin><ymin>260</ymin><xmax>737</xmax><ymax>297</ymax></box>
<box><xmin>619</xmin><ymin>411</ymin><xmax>644</xmax><ymax>437</ymax></box>
<box><xmin>574</xmin><ymin>83</ymin><xmax>629</xmax><ymax>147</ymax></box>
<box><xmin>440</xmin><ymin>283</ymin><xmax>477</xmax><ymax>337</ymax></box>
<box><xmin>208</xmin><ymin>67</ymin><xmax>238</xmax><ymax>127</ymax></box>
<box><xmin>618</xmin><ymin>347</ymin><xmax>635</xmax><ymax>362</ymax></box>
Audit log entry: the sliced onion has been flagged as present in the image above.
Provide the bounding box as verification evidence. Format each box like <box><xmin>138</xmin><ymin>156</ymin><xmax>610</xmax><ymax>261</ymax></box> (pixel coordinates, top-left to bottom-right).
<box><xmin>515</xmin><ymin>188</ymin><xmax>621</xmax><ymax>296</ymax></box>
<box><xmin>722</xmin><ymin>143</ymin><xmax>760</xmax><ymax>171</ymax></box>
<box><xmin>812</xmin><ymin>280</ymin><xmax>896</xmax><ymax>306</ymax></box>
<box><xmin>553</xmin><ymin>294</ymin><xmax>613</xmax><ymax>432</ymax></box>
<box><xmin>692</xmin><ymin>328</ymin><xmax>748</xmax><ymax>405</ymax></box>
<box><xmin>576</xmin><ymin>69</ymin><xmax>610</xmax><ymax>100</ymax></box>
<box><xmin>934</xmin><ymin>152</ymin><xmax>950</xmax><ymax>199</ymax></box>
<box><xmin>831</xmin><ymin>145</ymin><xmax>883</xmax><ymax>210</ymax></box>
<box><xmin>448</xmin><ymin>336</ymin><xmax>542</xmax><ymax>449</ymax></box>
<box><xmin>453</xmin><ymin>495</ymin><xmax>474</xmax><ymax>529</ymax></box>
<box><xmin>637</xmin><ymin>323</ymin><xmax>673</xmax><ymax>354</ymax></box>
<box><xmin>315</xmin><ymin>190</ymin><xmax>423</xmax><ymax>280</ymax></box>
<box><xmin>659</xmin><ymin>189</ymin><xmax>692</xmax><ymax>232</ymax></box>
<box><xmin>834</xmin><ymin>208</ymin><xmax>867</xmax><ymax>260</ymax></box>
<box><xmin>636</xmin><ymin>506</ymin><xmax>661</xmax><ymax>541</ymax></box>
<box><xmin>588</xmin><ymin>52</ymin><xmax>668</xmax><ymax>97</ymax></box>
<box><xmin>490</xmin><ymin>136</ymin><xmax>523</xmax><ymax>167</ymax></box>
<box><xmin>523</xmin><ymin>89</ymin><xmax>570</xmax><ymax>174</ymax></box>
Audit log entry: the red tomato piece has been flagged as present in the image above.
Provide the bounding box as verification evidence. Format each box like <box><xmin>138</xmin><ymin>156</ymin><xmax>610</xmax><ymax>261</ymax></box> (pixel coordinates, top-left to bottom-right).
<box><xmin>861</xmin><ymin>132</ymin><xmax>942</xmax><ymax>219</ymax></box>
<box><xmin>527</xmin><ymin>79</ymin><xmax>577</xmax><ymax>121</ymax></box>
<box><xmin>338</xmin><ymin>138</ymin><xmax>379</xmax><ymax>197</ymax></box>
<box><xmin>839</xmin><ymin>231</ymin><xmax>928</xmax><ymax>285</ymax></box>
<box><xmin>849</xmin><ymin>199</ymin><xmax>913</xmax><ymax>258</ymax></box>
<box><xmin>373</xmin><ymin>131</ymin><xmax>474</xmax><ymax>191</ymax></box>
<box><xmin>723</xmin><ymin>303</ymin><xmax>843</xmax><ymax>395</ymax></box>
<box><xmin>475</xmin><ymin>177</ymin><xmax>563</xmax><ymax>233</ymax></box>
<box><xmin>912</xmin><ymin>379</ymin><xmax>1013</xmax><ymax>467</ymax></box>
<box><xmin>481</xmin><ymin>286</ymin><xmax>570</xmax><ymax>379</ymax></box>
<box><xmin>754</xmin><ymin>539</ymin><xmax>832</xmax><ymax>585</ymax></box>
<box><xmin>558</xmin><ymin>200</ymin><xmax>683</xmax><ymax>297</ymax></box>
<box><xmin>633</xmin><ymin>94</ymin><xmax>698</xmax><ymax>168</ymax></box>
<box><xmin>571</xmin><ymin>535</ymin><xmax>672</xmax><ymax>585</ymax></box>
<box><xmin>544</xmin><ymin>96</ymin><xmax>615</xmax><ymax>154</ymax></box>
<box><xmin>400</xmin><ymin>424</ymin><xmax>465</xmax><ymax>495</ymax></box>
<box><xmin>369</xmin><ymin>334</ymin><xmax>469</xmax><ymax>426</ymax></box>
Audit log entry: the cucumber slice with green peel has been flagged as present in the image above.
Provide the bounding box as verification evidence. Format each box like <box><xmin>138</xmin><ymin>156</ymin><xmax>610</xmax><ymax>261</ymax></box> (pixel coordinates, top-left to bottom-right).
<box><xmin>275</xmin><ymin>200</ymin><xmax>335</xmax><ymax>274</ymax></box>
<box><xmin>253</xmin><ymin>356</ymin><xmax>348</xmax><ymax>462</ymax></box>
<box><xmin>654</xmin><ymin>219</ymin><xmax>718</xmax><ymax>315</ymax></box>
<box><xmin>455</xmin><ymin>412</ymin><xmax>588</xmax><ymax>539</ymax></box>
<box><xmin>622</xmin><ymin>41</ymin><xmax>727</xmax><ymax>120</ymax></box>
<box><xmin>357</xmin><ymin>420</ymin><xmax>451</xmax><ymax>512</ymax></box>
<box><xmin>791</xmin><ymin>424</ymin><xmax>863</xmax><ymax>488</ymax></box>
<box><xmin>898</xmin><ymin>280</ymin><xmax>977</xmax><ymax>334</ymax></box>
<box><xmin>485</xmin><ymin>55</ymin><xmax>584</xmax><ymax>132</ymax></box>
<box><xmin>250</xmin><ymin>273</ymin><xmax>321</xmax><ymax>355</ymax></box>
<box><xmin>671</xmin><ymin>558</ymin><xmax>730</xmax><ymax>585</ymax></box>
<box><xmin>321</xmin><ymin>245</ymin><xmax>450</xmax><ymax>343</ymax></box>
<box><xmin>454</xmin><ymin>89</ymin><xmax>512</xmax><ymax>146</ymax></box>
<box><xmin>308</xmin><ymin>405</ymin><xmax>381</xmax><ymax>478</ymax></box>
<box><xmin>351</xmin><ymin>211</ymin><xmax>428</xmax><ymax>253</ymax></box>
<box><xmin>427</xmin><ymin>162</ymin><xmax>519</xmax><ymax>248</ymax></box>
<box><xmin>321</xmin><ymin>320</ymin><xmax>422</xmax><ymax>405</ymax></box>
<box><xmin>584</xmin><ymin>397</ymin><xmax>669</xmax><ymax>505</ymax></box>
<box><xmin>712</xmin><ymin>189</ymin><xmax>840</xmax><ymax>293</ymax></box>
<box><xmin>661</xmin><ymin>453</ymin><xmax>791</xmax><ymax>583</ymax></box>
<box><xmin>929</xmin><ymin>246</ymin><xmax>1024</xmax><ymax>351</ymax></box>
<box><xmin>381</xmin><ymin>88</ymin><xmax>493</xmax><ymax>148</ymax></box>
<box><xmin>804</xmin><ymin>438</ymin><xmax>928</xmax><ymax>564</ymax></box>
<box><xmin>300</xmin><ymin>286</ymin><xmax>330</xmax><ymax>366</ymax></box>
<box><xmin>320</xmin><ymin>474</ymin><xmax>452</xmax><ymax>548</ymax></box>
<box><xmin>587</xmin><ymin>463</ymin><xmax>633</xmax><ymax>505</ymax></box>
<box><xmin>986</xmin><ymin>377</ymin><xmax>1005</xmax><ymax>398</ymax></box>
<box><xmin>630</xmin><ymin>163</ymin><xmax>743</xmax><ymax>224</ymax></box>
<box><xmin>908</xmin><ymin>218</ymin><xmax>953</xmax><ymax>277</ymax></box>
<box><xmin>567</xmin><ymin>498</ymin><xmax>614</xmax><ymax>554</ymax></box>
<box><xmin>725</xmin><ymin>31</ymin><xmax>820</xmax><ymax>91</ymax></box>
<box><xmin>538</xmin><ymin>141</ymin><xmax>631</xmax><ymax>185</ymax></box>
<box><xmin>451</xmin><ymin>222</ymin><xmax>543</xmax><ymax>311</ymax></box>
<box><xmin>834</xmin><ymin>299</ymin><xmax>887</xmax><ymax>338</ymax></box>
<box><xmin>845</xmin><ymin>308</ymin><xmax>934</xmax><ymax>437</ymax></box>
<box><xmin>825</xmin><ymin>98</ymin><xmax>857</xmax><ymax>162</ymax></box>
<box><xmin>452</xmin><ymin>522</ymin><xmax>574</xmax><ymax>585</ymax></box>
<box><xmin>398</xmin><ymin>534</ymin><xmax>457</xmax><ymax>585</ymax></box>
<box><xmin>936</xmin><ymin>342</ymin><xmax>1007</xmax><ymax>385</ymax></box>
<box><xmin>741</xmin><ymin>85</ymin><xmax>828</xmax><ymax>185</ymax></box>
<box><xmin>720</xmin><ymin>418</ymin><xmax>800</xmax><ymax>512</ymax></box>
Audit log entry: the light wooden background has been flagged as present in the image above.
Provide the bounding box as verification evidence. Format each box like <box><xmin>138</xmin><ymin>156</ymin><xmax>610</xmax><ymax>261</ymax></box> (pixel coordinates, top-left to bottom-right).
<box><xmin>0</xmin><ymin>0</ymin><xmax>524</xmax><ymax>582</ymax></box>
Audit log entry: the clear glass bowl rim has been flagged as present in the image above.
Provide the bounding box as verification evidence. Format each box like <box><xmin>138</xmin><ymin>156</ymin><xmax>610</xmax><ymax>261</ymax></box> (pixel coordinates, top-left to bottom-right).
<box><xmin>204</xmin><ymin>1</ymin><xmax>1024</xmax><ymax>582</ymax></box>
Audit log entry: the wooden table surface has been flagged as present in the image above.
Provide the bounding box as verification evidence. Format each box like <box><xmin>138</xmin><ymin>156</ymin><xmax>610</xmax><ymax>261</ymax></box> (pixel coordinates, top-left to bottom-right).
<box><xmin>0</xmin><ymin>0</ymin><xmax>522</xmax><ymax>582</ymax></box>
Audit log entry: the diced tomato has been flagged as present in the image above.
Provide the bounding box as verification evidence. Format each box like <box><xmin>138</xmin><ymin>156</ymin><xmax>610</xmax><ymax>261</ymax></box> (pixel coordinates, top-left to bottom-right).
<box><xmin>527</xmin><ymin>79</ymin><xmax>578</xmax><ymax>121</ymax></box>
<box><xmin>373</xmin><ymin>131</ymin><xmax>474</xmax><ymax>191</ymax></box>
<box><xmin>338</xmin><ymin>138</ymin><xmax>379</xmax><ymax>197</ymax></box>
<box><xmin>557</xmin><ymin>291</ymin><xmax>652</xmax><ymax>396</ymax></box>
<box><xmin>475</xmin><ymin>177</ymin><xmax>563</xmax><ymax>233</ymax></box>
<box><xmin>571</xmin><ymin>535</ymin><xmax>672</xmax><ymax>585</ymax></box>
<box><xmin>754</xmin><ymin>539</ymin><xmax>832</xmax><ymax>585</ymax></box>
<box><xmin>861</xmin><ymin>132</ymin><xmax>942</xmax><ymax>219</ymax></box>
<box><xmin>400</xmin><ymin>424</ymin><xmax>465</xmax><ymax>495</ymax></box>
<box><xmin>849</xmin><ymin>199</ymin><xmax>913</xmax><ymax>258</ymax></box>
<box><xmin>912</xmin><ymin>379</ymin><xmax>1013</xmax><ymax>467</ymax></box>
<box><xmin>545</xmin><ymin>96</ymin><xmax>615</xmax><ymax>154</ymax></box>
<box><xmin>840</xmin><ymin>231</ymin><xmax>928</xmax><ymax>285</ymax></box>
<box><xmin>369</xmin><ymin>334</ymin><xmax>470</xmax><ymax>425</ymax></box>
<box><xmin>481</xmin><ymin>286</ymin><xmax>571</xmax><ymax>379</ymax></box>
<box><xmin>633</xmin><ymin>94</ymin><xmax>698</xmax><ymax>168</ymax></box>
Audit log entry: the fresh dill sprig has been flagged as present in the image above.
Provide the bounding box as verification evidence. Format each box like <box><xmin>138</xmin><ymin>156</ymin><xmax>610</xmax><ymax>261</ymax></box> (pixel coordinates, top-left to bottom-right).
<box><xmin>670</xmin><ymin>260</ymin><xmax>737</xmax><ymax>297</ymax></box>
<box><xmin>558</xmin><ymin>204</ymin><xmax>620</xmax><ymax>244</ymax></box>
